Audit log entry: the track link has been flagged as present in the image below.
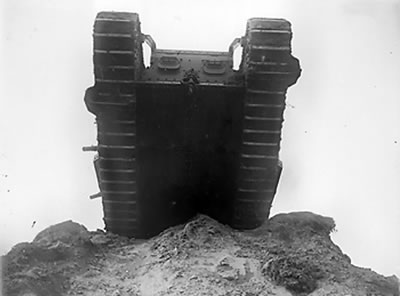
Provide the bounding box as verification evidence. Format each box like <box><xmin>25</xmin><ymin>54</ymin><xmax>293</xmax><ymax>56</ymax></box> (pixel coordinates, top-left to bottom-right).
<box><xmin>232</xmin><ymin>18</ymin><xmax>301</xmax><ymax>228</ymax></box>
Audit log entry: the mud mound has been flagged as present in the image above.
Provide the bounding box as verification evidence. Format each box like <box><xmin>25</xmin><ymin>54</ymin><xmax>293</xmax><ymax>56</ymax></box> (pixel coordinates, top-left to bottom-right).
<box><xmin>33</xmin><ymin>220</ymin><xmax>92</xmax><ymax>248</ymax></box>
<box><xmin>2</xmin><ymin>213</ymin><xmax>399</xmax><ymax>296</ymax></box>
<box><xmin>150</xmin><ymin>215</ymin><xmax>236</xmax><ymax>258</ymax></box>
<box><xmin>268</xmin><ymin>211</ymin><xmax>336</xmax><ymax>237</ymax></box>
<box><xmin>2</xmin><ymin>221</ymin><xmax>95</xmax><ymax>296</ymax></box>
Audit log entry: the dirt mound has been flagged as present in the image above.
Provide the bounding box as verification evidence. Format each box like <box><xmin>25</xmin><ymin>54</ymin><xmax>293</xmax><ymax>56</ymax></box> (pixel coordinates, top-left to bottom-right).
<box><xmin>2</xmin><ymin>213</ymin><xmax>399</xmax><ymax>296</ymax></box>
<box><xmin>2</xmin><ymin>221</ymin><xmax>95</xmax><ymax>296</ymax></box>
<box><xmin>33</xmin><ymin>220</ymin><xmax>92</xmax><ymax>248</ymax></box>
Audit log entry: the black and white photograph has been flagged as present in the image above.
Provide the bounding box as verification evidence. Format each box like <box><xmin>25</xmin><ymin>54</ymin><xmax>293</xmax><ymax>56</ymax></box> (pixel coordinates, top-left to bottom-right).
<box><xmin>1</xmin><ymin>0</ymin><xmax>399</xmax><ymax>295</ymax></box>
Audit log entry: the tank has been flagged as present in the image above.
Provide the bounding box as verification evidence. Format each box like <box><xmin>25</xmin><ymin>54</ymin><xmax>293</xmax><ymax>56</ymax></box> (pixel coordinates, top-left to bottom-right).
<box><xmin>84</xmin><ymin>12</ymin><xmax>301</xmax><ymax>238</ymax></box>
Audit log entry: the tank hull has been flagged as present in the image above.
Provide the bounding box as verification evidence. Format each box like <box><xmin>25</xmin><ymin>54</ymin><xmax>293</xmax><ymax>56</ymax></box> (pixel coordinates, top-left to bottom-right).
<box><xmin>84</xmin><ymin>12</ymin><xmax>301</xmax><ymax>237</ymax></box>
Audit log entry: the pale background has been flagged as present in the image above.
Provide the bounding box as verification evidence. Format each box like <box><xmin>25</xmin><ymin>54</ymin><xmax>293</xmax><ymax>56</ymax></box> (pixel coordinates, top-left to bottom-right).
<box><xmin>1</xmin><ymin>0</ymin><xmax>399</xmax><ymax>278</ymax></box>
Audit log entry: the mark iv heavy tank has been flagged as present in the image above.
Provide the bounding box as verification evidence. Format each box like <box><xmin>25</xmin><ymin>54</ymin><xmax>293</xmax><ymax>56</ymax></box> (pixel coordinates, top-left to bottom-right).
<box><xmin>84</xmin><ymin>12</ymin><xmax>301</xmax><ymax>238</ymax></box>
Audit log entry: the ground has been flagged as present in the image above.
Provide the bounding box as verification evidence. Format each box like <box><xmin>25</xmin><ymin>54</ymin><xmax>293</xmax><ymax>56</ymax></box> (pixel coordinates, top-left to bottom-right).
<box><xmin>2</xmin><ymin>212</ymin><xmax>399</xmax><ymax>296</ymax></box>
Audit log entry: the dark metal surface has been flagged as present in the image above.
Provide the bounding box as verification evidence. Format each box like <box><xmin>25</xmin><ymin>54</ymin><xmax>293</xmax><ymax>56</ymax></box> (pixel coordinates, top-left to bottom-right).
<box><xmin>84</xmin><ymin>12</ymin><xmax>301</xmax><ymax>238</ymax></box>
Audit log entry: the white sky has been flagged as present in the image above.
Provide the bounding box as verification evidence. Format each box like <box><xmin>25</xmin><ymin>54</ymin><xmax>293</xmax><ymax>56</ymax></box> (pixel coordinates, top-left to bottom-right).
<box><xmin>1</xmin><ymin>0</ymin><xmax>399</xmax><ymax>277</ymax></box>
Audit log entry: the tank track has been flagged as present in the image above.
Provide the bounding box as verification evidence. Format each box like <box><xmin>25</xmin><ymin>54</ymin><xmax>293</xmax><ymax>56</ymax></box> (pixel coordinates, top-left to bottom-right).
<box><xmin>232</xmin><ymin>18</ymin><xmax>300</xmax><ymax>228</ymax></box>
<box><xmin>89</xmin><ymin>12</ymin><xmax>143</xmax><ymax>237</ymax></box>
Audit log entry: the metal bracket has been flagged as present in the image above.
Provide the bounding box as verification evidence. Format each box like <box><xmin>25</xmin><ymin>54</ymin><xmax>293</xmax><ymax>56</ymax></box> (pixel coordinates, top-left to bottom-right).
<box><xmin>142</xmin><ymin>34</ymin><xmax>156</xmax><ymax>53</ymax></box>
<box><xmin>89</xmin><ymin>192</ymin><xmax>102</xmax><ymax>200</ymax></box>
<box><xmin>82</xmin><ymin>145</ymin><xmax>98</xmax><ymax>152</ymax></box>
<box><xmin>229</xmin><ymin>37</ymin><xmax>243</xmax><ymax>55</ymax></box>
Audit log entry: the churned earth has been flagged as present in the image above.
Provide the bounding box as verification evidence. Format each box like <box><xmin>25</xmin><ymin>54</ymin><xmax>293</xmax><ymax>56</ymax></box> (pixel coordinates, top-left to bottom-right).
<box><xmin>2</xmin><ymin>212</ymin><xmax>399</xmax><ymax>296</ymax></box>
